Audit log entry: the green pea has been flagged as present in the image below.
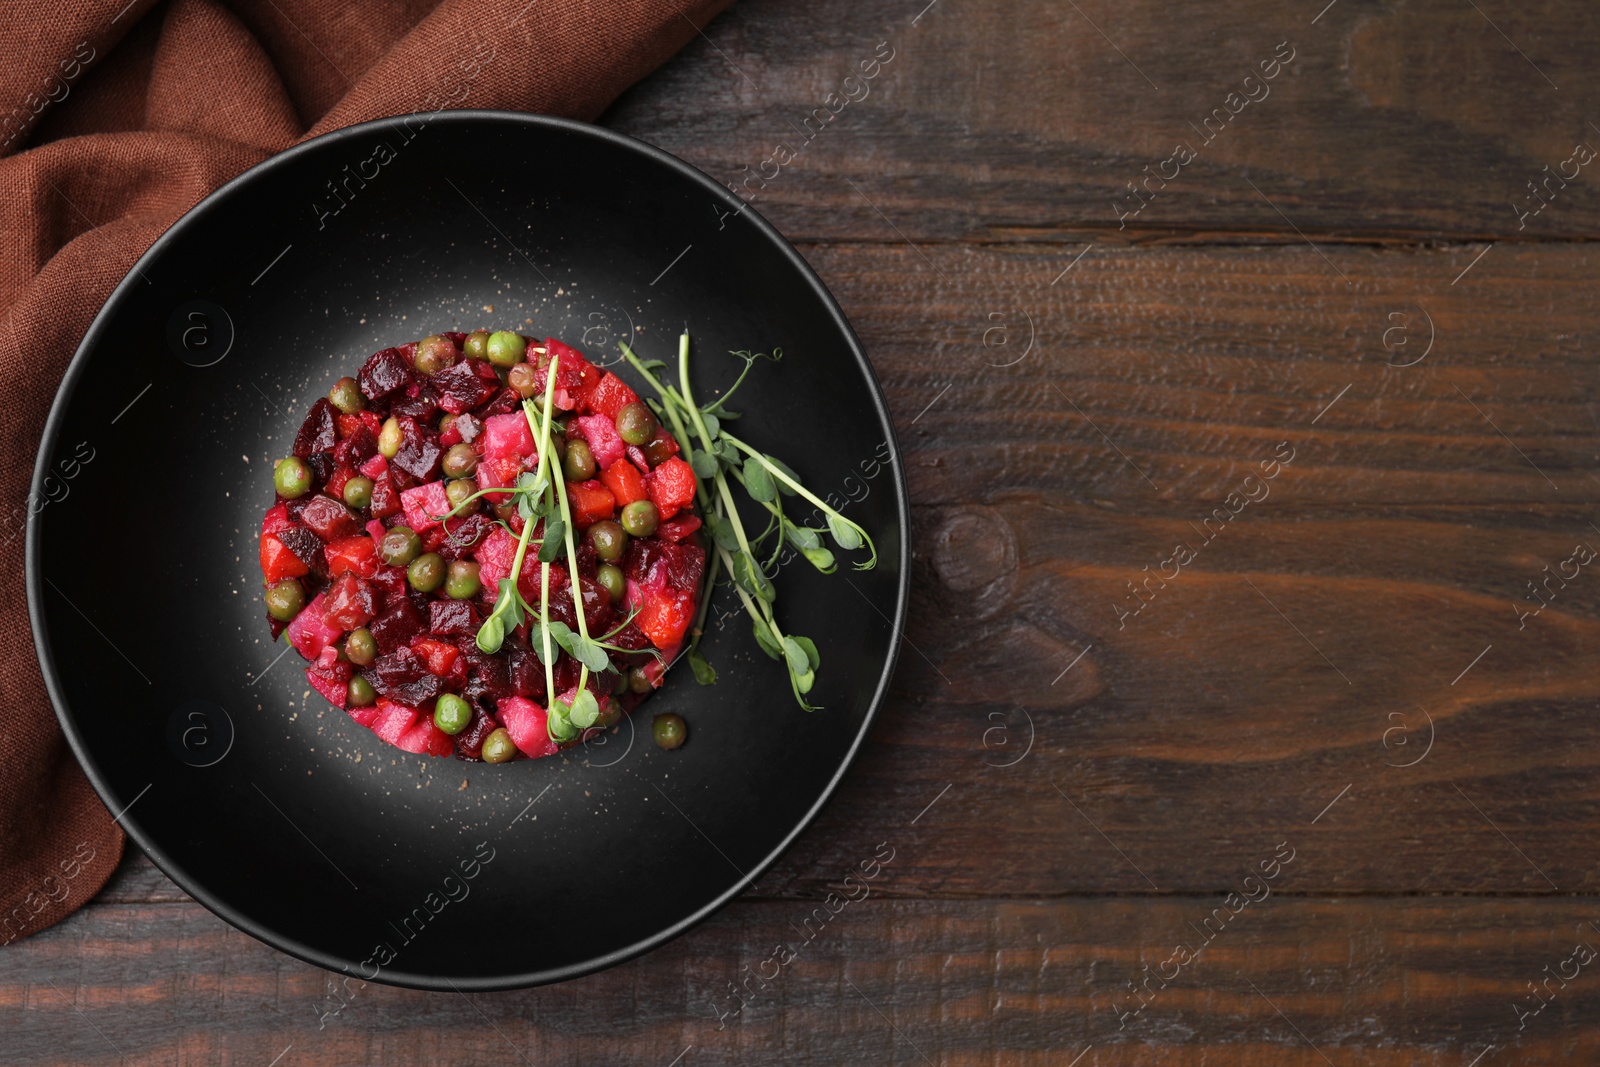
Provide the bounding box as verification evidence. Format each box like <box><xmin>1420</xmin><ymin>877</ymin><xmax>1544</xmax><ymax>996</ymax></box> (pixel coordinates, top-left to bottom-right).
<box><xmin>652</xmin><ymin>713</ymin><xmax>687</xmax><ymax>750</ymax></box>
<box><xmin>586</xmin><ymin>520</ymin><xmax>628</xmax><ymax>562</ymax></box>
<box><xmin>347</xmin><ymin>675</ymin><xmax>377</xmax><ymax>708</ymax></box>
<box><xmin>342</xmin><ymin>475</ymin><xmax>374</xmax><ymax>509</ymax></box>
<box><xmin>620</xmin><ymin>499</ymin><xmax>659</xmax><ymax>537</ymax></box>
<box><xmin>329</xmin><ymin>376</ymin><xmax>365</xmax><ymax>414</ymax></box>
<box><xmin>486</xmin><ymin>331</ymin><xmax>526</xmax><ymax>369</ymax></box>
<box><xmin>481</xmin><ymin>727</ymin><xmax>517</xmax><ymax>763</ymax></box>
<box><xmin>596</xmin><ymin>563</ymin><xmax>625</xmax><ymax>602</ymax></box>
<box><xmin>463</xmin><ymin>330</ymin><xmax>491</xmax><ymax>360</ymax></box>
<box><xmin>615</xmin><ymin>402</ymin><xmax>658</xmax><ymax>446</ymax></box>
<box><xmin>643</xmin><ymin>437</ymin><xmax>676</xmax><ymax>467</ymax></box>
<box><xmin>563</xmin><ymin>439</ymin><xmax>596</xmax><ymax>481</ymax></box>
<box><xmin>444</xmin><ymin>560</ymin><xmax>481</xmax><ymax>600</ymax></box>
<box><xmin>264</xmin><ymin>579</ymin><xmax>305</xmax><ymax>621</ymax></box>
<box><xmin>442</xmin><ymin>443</ymin><xmax>479</xmax><ymax>479</ymax></box>
<box><xmin>345</xmin><ymin>628</ymin><xmax>377</xmax><ymax>666</ymax></box>
<box><xmin>408</xmin><ymin>552</ymin><xmax>446</xmax><ymax>592</ymax></box>
<box><xmin>379</xmin><ymin>526</ymin><xmax>422</xmax><ymax>566</ymax></box>
<box><xmin>434</xmin><ymin>693</ymin><xmax>472</xmax><ymax>735</ymax></box>
<box><xmin>377</xmin><ymin>417</ymin><xmax>402</xmax><ymax>459</ymax></box>
<box><xmin>445</xmin><ymin>478</ymin><xmax>478</xmax><ymax>510</ymax></box>
<box><xmin>415</xmin><ymin>334</ymin><xmax>457</xmax><ymax>375</ymax></box>
<box><xmin>628</xmin><ymin>666</ymin><xmax>652</xmax><ymax>695</ymax></box>
<box><xmin>273</xmin><ymin>456</ymin><xmax>312</xmax><ymax>499</ymax></box>
<box><xmin>506</xmin><ymin>362</ymin><xmax>538</xmax><ymax>399</ymax></box>
<box><xmin>594</xmin><ymin>696</ymin><xmax>623</xmax><ymax>729</ymax></box>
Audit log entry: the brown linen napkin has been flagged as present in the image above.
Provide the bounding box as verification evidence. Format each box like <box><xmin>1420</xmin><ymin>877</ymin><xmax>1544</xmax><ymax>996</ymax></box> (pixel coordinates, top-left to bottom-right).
<box><xmin>0</xmin><ymin>0</ymin><xmax>734</xmax><ymax>947</ymax></box>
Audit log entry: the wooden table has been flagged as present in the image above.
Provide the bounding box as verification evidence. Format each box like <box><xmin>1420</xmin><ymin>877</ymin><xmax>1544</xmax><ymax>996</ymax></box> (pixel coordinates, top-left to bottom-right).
<box><xmin>7</xmin><ymin>0</ymin><xmax>1600</xmax><ymax>1062</ymax></box>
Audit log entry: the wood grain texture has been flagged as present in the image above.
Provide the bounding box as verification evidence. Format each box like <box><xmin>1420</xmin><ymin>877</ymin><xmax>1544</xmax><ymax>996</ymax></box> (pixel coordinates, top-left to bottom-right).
<box><xmin>14</xmin><ymin>0</ymin><xmax>1600</xmax><ymax>1060</ymax></box>
<box><xmin>6</xmin><ymin>890</ymin><xmax>1600</xmax><ymax>1065</ymax></box>
<box><xmin>606</xmin><ymin>0</ymin><xmax>1600</xmax><ymax>242</ymax></box>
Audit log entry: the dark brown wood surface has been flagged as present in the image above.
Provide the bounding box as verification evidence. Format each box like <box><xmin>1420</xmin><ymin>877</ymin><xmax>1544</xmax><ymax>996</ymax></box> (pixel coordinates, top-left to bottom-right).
<box><xmin>8</xmin><ymin>0</ymin><xmax>1600</xmax><ymax>1062</ymax></box>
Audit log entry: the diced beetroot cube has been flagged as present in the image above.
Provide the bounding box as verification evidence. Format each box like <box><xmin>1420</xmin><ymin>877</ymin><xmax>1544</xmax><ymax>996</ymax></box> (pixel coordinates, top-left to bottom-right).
<box><xmin>656</xmin><ymin>514</ymin><xmax>702</xmax><ymax>543</ymax></box>
<box><xmin>304</xmin><ymin>451</ymin><xmax>335</xmax><ymax>487</ymax></box>
<box><xmin>324</xmin><ymin>467</ymin><xmax>355</xmax><ymax>501</ymax></box>
<box><xmin>535</xmin><ymin>338</ymin><xmax>600</xmax><ymax>410</ymax></box>
<box><xmin>275</xmin><ymin>525</ymin><xmax>328</xmax><ymax>578</ymax></box>
<box><xmin>473</xmin><ymin>386</ymin><xmax>522</xmax><ymax>420</ymax></box>
<box><xmin>390</xmin><ymin>417</ymin><xmax>442</xmax><ymax>482</ymax></box>
<box><xmin>663</xmin><ymin>541</ymin><xmax>706</xmax><ymax>595</ymax></box>
<box><xmin>429</xmin><ymin>599</ymin><xmax>479</xmax><ymax>635</ymax></box>
<box><xmin>368</xmin><ymin>469</ymin><xmax>401</xmax><ymax>518</ymax></box>
<box><xmin>454</xmin><ymin>706</ymin><xmax>497</xmax><ymax>760</ymax></box>
<box><xmin>462</xmin><ymin>646</ymin><xmax>513</xmax><ymax>700</ymax></box>
<box><xmin>365</xmin><ymin>519</ymin><xmax>387</xmax><ymax>541</ymax></box>
<box><xmin>369</xmin><ymin>598</ymin><xmax>424</xmax><ymax>653</ymax></box>
<box><xmin>368</xmin><ymin>564</ymin><xmax>408</xmax><ymax>608</ymax></box>
<box><xmin>400</xmin><ymin>481</ymin><xmax>452</xmax><ymax>533</ymax></box>
<box><xmin>607</xmin><ymin>619</ymin><xmax>651</xmax><ymax>651</ymax></box>
<box><xmin>261</xmin><ymin>502</ymin><xmax>294</xmax><ymax>537</ymax></box>
<box><xmin>439</xmin><ymin>422</ymin><xmax>463</xmax><ymax>447</ymax></box>
<box><xmin>347</xmin><ymin>699</ymin><xmax>381</xmax><ymax>728</ymax></box>
<box><xmin>287</xmin><ymin>593</ymin><xmax>343</xmax><ymax>660</ymax></box>
<box><xmin>306</xmin><ymin>662</ymin><xmax>351</xmax><ymax>709</ymax></box>
<box><xmin>437</xmin><ymin>512</ymin><xmax>492</xmax><ymax>560</ymax></box>
<box><xmin>358</xmin><ymin>348</ymin><xmax>414</xmax><ymax>402</ymax></box>
<box><xmin>359</xmin><ymin>453</ymin><xmax>388</xmax><ymax>479</ymax></box>
<box><xmin>476</xmin><ymin>453</ymin><xmax>521</xmax><ymax>503</ymax></box>
<box><xmin>475</xmin><ymin>525</ymin><xmax>520</xmax><ymax>591</ymax></box>
<box><xmin>508</xmin><ymin>640</ymin><xmax>545</xmax><ymax>699</ymax></box>
<box><xmin>397</xmin><ymin>717</ymin><xmax>455</xmax><ymax>756</ymax></box>
<box><xmin>482</xmin><ymin>412</ymin><xmax>535</xmax><ymax>462</ymax></box>
<box><xmin>293</xmin><ymin>398</ymin><xmax>338</xmax><ymax>458</ymax></box>
<box><xmin>370</xmin><ymin>645</ymin><xmax>447</xmax><ymax>706</ymax></box>
<box><xmin>332</xmin><ymin>424</ymin><xmax>379</xmax><ymax>469</ymax></box>
<box><xmin>647</xmin><ymin>456</ymin><xmax>696</xmax><ymax>521</ymax></box>
<box><xmin>499</xmin><ymin>696</ymin><xmax>560</xmax><ymax>759</ymax></box>
<box><xmin>454</xmin><ymin>412</ymin><xmax>482</xmax><ymax>443</ymax></box>
<box><xmin>432</xmin><ymin>359</ymin><xmax>500</xmax><ymax>414</ymax></box>
<box><xmin>260</xmin><ymin>532</ymin><xmax>310</xmax><ymax>583</ymax></box>
<box><xmin>299</xmin><ymin>495</ymin><xmax>361</xmax><ymax>541</ymax></box>
<box><xmin>586</xmin><ymin>372</ymin><xmax>640</xmax><ymax>421</ymax></box>
<box><xmin>323</xmin><ymin>572</ymin><xmax>378</xmax><ymax>630</ymax></box>
<box><xmin>371</xmin><ymin>699</ymin><xmax>419</xmax><ymax>745</ymax></box>
<box><xmin>574</xmin><ymin>413</ymin><xmax>625</xmax><ymax>471</ymax></box>
<box><xmin>623</xmin><ymin>536</ymin><xmax>668</xmax><ymax>587</ymax></box>
<box><xmin>391</xmin><ymin>393</ymin><xmax>439</xmax><ymax>423</ymax></box>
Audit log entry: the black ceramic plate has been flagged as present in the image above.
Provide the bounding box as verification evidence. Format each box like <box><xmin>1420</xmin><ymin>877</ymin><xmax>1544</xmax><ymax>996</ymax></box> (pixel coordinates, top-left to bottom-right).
<box><xmin>26</xmin><ymin>112</ymin><xmax>906</xmax><ymax>990</ymax></box>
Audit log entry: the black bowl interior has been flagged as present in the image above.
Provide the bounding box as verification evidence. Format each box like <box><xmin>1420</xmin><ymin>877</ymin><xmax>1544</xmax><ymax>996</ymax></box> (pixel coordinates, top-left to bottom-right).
<box><xmin>27</xmin><ymin>112</ymin><xmax>906</xmax><ymax>989</ymax></box>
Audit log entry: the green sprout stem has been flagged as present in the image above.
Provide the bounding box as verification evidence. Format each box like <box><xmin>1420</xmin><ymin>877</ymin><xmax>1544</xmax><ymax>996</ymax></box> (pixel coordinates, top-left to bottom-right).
<box><xmin>524</xmin><ymin>378</ymin><xmax>561</xmax><ymax>703</ymax></box>
<box><xmin>719</xmin><ymin>431</ymin><xmax>877</xmax><ymax>569</ymax></box>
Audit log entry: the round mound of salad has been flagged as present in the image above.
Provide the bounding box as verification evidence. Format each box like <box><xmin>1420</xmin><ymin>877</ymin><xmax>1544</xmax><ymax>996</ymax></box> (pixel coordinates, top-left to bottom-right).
<box><xmin>260</xmin><ymin>327</ymin><xmax>878</xmax><ymax>766</ymax></box>
<box><xmin>258</xmin><ymin>330</ymin><xmax>704</xmax><ymax>763</ymax></box>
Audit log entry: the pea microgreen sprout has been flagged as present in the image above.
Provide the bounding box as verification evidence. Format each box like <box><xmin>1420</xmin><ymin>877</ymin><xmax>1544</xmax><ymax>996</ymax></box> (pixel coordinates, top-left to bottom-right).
<box><xmin>619</xmin><ymin>331</ymin><xmax>874</xmax><ymax>710</ymax></box>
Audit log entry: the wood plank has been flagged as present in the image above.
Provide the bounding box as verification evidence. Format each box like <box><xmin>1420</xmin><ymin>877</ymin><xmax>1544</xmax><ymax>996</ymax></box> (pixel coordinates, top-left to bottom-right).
<box><xmin>608</xmin><ymin>0</ymin><xmax>1600</xmax><ymax>241</ymax></box>
<box><xmin>6</xmin><ymin>895</ymin><xmax>1599</xmax><ymax>1064</ymax></box>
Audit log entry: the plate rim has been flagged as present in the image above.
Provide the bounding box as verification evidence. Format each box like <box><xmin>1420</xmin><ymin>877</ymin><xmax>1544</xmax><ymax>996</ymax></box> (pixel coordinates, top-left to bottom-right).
<box><xmin>25</xmin><ymin>109</ymin><xmax>912</xmax><ymax>990</ymax></box>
